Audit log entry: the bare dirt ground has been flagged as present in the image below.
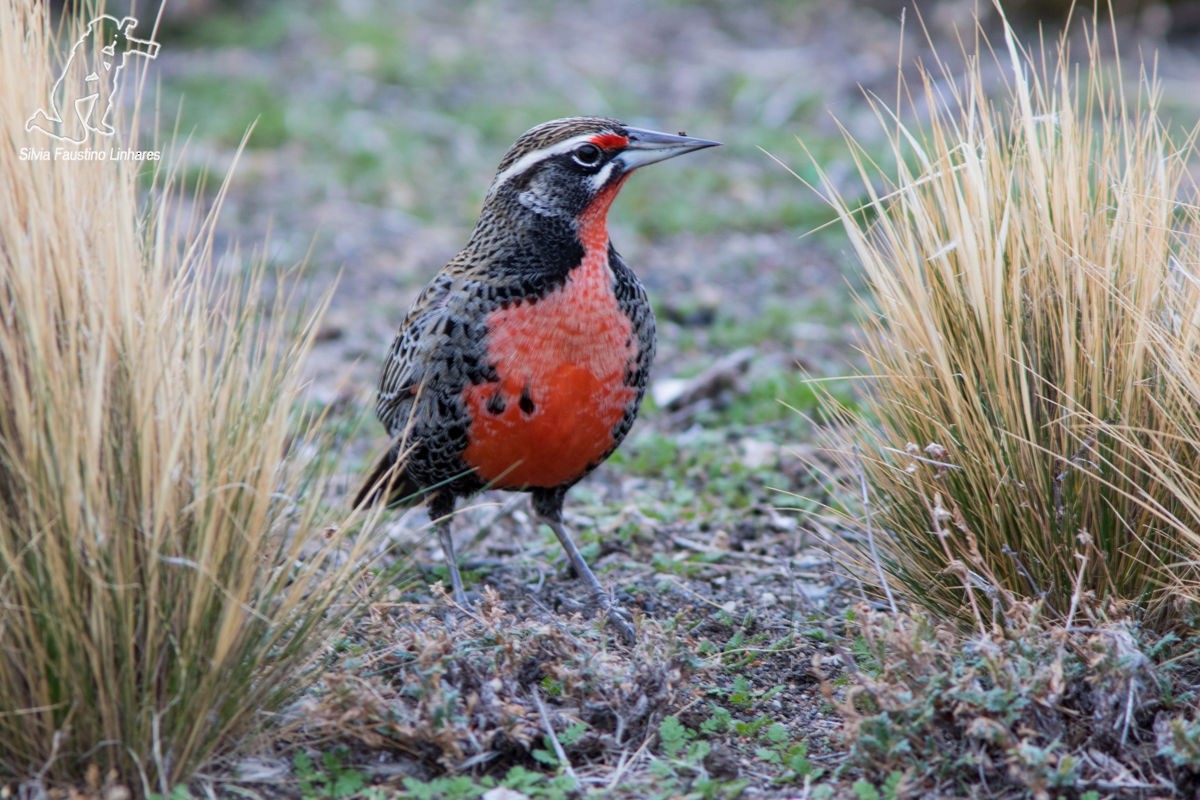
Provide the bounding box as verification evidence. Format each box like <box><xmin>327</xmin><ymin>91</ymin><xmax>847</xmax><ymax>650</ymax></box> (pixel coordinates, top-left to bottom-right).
<box><xmin>138</xmin><ymin>0</ymin><xmax>1200</xmax><ymax>795</ymax></box>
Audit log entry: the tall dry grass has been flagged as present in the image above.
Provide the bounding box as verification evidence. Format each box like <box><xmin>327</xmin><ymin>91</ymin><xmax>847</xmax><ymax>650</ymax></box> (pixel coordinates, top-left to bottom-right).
<box><xmin>0</xmin><ymin>1</ymin><xmax>376</xmax><ymax>791</ymax></box>
<box><xmin>807</xmin><ymin>10</ymin><xmax>1200</xmax><ymax>630</ymax></box>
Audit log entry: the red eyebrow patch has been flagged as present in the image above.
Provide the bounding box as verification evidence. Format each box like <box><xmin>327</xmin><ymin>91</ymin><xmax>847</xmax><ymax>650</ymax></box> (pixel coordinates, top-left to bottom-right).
<box><xmin>590</xmin><ymin>133</ymin><xmax>629</xmax><ymax>149</ymax></box>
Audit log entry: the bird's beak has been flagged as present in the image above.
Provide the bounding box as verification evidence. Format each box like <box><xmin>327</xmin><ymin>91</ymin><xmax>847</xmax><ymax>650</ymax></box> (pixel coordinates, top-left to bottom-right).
<box><xmin>616</xmin><ymin>127</ymin><xmax>721</xmax><ymax>171</ymax></box>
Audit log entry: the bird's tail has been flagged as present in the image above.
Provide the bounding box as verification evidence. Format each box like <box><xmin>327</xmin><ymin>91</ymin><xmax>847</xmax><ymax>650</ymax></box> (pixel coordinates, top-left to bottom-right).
<box><xmin>353</xmin><ymin>447</ymin><xmax>422</xmax><ymax>510</ymax></box>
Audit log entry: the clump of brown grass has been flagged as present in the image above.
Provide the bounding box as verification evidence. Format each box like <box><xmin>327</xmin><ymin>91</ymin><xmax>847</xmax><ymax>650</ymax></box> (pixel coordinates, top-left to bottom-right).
<box><xmin>806</xmin><ymin>7</ymin><xmax>1200</xmax><ymax>631</ymax></box>
<box><xmin>0</xmin><ymin>2</ymin><xmax>377</xmax><ymax>793</ymax></box>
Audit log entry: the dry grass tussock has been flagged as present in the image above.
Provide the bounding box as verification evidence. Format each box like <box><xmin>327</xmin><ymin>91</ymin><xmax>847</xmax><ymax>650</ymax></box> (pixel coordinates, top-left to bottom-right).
<box><xmin>807</xmin><ymin>7</ymin><xmax>1200</xmax><ymax>630</ymax></box>
<box><xmin>0</xmin><ymin>2</ymin><xmax>380</xmax><ymax>793</ymax></box>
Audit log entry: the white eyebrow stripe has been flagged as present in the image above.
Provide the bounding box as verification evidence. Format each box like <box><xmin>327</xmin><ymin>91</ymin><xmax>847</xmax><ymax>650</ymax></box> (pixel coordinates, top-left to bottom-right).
<box><xmin>486</xmin><ymin>132</ymin><xmax>606</xmax><ymax>195</ymax></box>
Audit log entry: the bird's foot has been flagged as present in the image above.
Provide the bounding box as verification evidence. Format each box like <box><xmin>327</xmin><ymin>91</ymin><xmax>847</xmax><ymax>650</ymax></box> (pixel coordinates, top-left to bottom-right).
<box><xmin>430</xmin><ymin>579</ymin><xmax>482</xmax><ymax>623</ymax></box>
<box><xmin>434</xmin><ymin>588</ymin><xmax>493</xmax><ymax>633</ymax></box>
<box><xmin>552</xmin><ymin>589</ymin><xmax>636</xmax><ymax>643</ymax></box>
<box><xmin>449</xmin><ymin>584</ymin><xmax>473</xmax><ymax>609</ymax></box>
<box><xmin>593</xmin><ymin>592</ymin><xmax>637</xmax><ymax>646</ymax></box>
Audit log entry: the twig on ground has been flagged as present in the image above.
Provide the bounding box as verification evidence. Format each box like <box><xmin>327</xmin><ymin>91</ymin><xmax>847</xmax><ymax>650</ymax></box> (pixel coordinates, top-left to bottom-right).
<box><xmin>530</xmin><ymin>686</ymin><xmax>577</xmax><ymax>787</ymax></box>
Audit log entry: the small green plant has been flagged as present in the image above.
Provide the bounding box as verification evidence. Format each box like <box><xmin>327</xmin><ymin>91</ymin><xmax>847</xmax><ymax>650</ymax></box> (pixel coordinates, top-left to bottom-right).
<box><xmin>706</xmin><ymin>675</ymin><xmax>785</xmax><ymax>717</ymax></box>
<box><xmin>649</xmin><ymin>715</ymin><xmax>749</xmax><ymax>799</ymax></box>
<box><xmin>294</xmin><ymin>749</ymin><xmax>369</xmax><ymax>799</ymax></box>
<box><xmin>400</xmin><ymin>775</ymin><xmax>482</xmax><ymax>800</ymax></box>
<box><xmin>851</xmin><ymin>773</ymin><xmax>904</xmax><ymax>800</ymax></box>
<box><xmin>495</xmin><ymin>766</ymin><xmax>578</xmax><ymax>799</ymax></box>
<box><xmin>1160</xmin><ymin>717</ymin><xmax>1200</xmax><ymax>767</ymax></box>
<box><xmin>531</xmin><ymin>720</ymin><xmax>587</xmax><ymax>769</ymax></box>
<box><xmin>399</xmin><ymin>767</ymin><xmax>577</xmax><ymax>800</ymax></box>
<box><xmin>685</xmin><ymin>694</ymin><xmax>821</xmax><ymax>788</ymax></box>
<box><xmin>148</xmin><ymin>788</ymin><xmax>197</xmax><ymax>800</ymax></box>
<box><xmin>828</xmin><ymin>604</ymin><xmax>1200</xmax><ymax>794</ymax></box>
<box><xmin>703</xmin><ymin>612</ymin><xmax>793</xmax><ymax>672</ymax></box>
<box><xmin>662</xmin><ymin>715</ymin><xmax>696</xmax><ymax>758</ymax></box>
<box><xmin>762</xmin><ymin>737</ymin><xmax>819</xmax><ymax>786</ymax></box>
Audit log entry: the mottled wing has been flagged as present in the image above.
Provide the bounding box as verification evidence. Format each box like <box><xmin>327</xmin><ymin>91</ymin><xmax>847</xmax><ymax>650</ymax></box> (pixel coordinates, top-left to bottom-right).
<box><xmin>365</xmin><ymin>266</ymin><xmax>502</xmax><ymax>502</ymax></box>
<box><xmin>356</xmin><ymin>273</ymin><xmax>465</xmax><ymax>508</ymax></box>
<box><xmin>607</xmin><ymin>243</ymin><xmax>656</xmax><ymax>454</ymax></box>
<box><xmin>375</xmin><ymin>275</ymin><xmax>456</xmax><ymax>436</ymax></box>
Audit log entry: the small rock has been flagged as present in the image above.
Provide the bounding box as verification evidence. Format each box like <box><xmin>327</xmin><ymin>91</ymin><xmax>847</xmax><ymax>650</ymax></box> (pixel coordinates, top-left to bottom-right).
<box><xmin>740</xmin><ymin>438</ymin><xmax>779</xmax><ymax>470</ymax></box>
<box><xmin>315</xmin><ymin>322</ymin><xmax>344</xmax><ymax>342</ymax></box>
<box><xmin>652</xmin><ymin>347</ymin><xmax>755</xmax><ymax>411</ymax></box>
<box><xmin>482</xmin><ymin>789</ymin><xmax>530</xmax><ymax>800</ymax></box>
<box><xmin>650</xmin><ymin>377</ymin><xmax>689</xmax><ymax>408</ymax></box>
<box><xmin>703</xmin><ymin>744</ymin><xmax>741</xmax><ymax>780</ymax></box>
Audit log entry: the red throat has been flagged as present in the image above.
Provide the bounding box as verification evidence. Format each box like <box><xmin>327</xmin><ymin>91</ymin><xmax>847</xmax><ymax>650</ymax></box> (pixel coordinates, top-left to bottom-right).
<box><xmin>577</xmin><ymin>174</ymin><xmax>629</xmax><ymax>255</ymax></box>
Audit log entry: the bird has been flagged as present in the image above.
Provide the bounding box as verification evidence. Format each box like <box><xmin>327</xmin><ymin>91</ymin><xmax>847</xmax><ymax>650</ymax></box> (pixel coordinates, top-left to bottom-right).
<box><xmin>355</xmin><ymin>116</ymin><xmax>719</xmax><ymax>642</ymax></box>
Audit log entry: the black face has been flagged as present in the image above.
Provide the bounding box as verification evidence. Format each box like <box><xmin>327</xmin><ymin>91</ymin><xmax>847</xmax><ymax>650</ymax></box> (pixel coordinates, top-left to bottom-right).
<box><xmin>503</xmin><ymin>141</ymin><xmax>625</xmax><ymax>220</ymax></box>
<box><xmin>485</xmin><ymin>118</ymin><xmax>637</xmax><ymax>223</ymax></box>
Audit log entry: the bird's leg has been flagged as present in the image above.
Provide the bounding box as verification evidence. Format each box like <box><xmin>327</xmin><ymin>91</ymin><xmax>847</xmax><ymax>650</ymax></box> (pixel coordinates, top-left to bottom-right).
<box><xmin>429</xmin><ymin>493</ymin><xmax>470</xmax><ymax>607</ymax></box>
<box><xmin>536</xmin><ymin>502</ymin><xmax>636</xmax><ymax>645</ymax></box>
<box><xmin>435</xmin><ymin>518</ymin><xmax>470</xmax><ymax>607</ymax></box>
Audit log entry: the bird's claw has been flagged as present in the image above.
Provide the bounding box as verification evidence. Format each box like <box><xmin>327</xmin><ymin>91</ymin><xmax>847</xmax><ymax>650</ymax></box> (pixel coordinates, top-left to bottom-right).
<box><xmin>595</xmin><ymin>593</ymin><xmax>637</xmax><ymax>645</ymax></box>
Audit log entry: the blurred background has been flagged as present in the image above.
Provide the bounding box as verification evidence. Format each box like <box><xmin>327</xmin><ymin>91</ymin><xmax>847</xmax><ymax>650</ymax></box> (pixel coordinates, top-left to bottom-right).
<box><xmin>98</xmin><ymin>0</ymin><xmax>1199</xmax><ymax>413</ymax></box>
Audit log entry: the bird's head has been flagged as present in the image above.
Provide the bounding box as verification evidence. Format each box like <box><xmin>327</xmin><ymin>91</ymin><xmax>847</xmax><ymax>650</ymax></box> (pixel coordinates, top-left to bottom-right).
<box><xmin>484</xmin><ymin>117</ymin><xmax>719</xmax><ymax>223</ymax></box>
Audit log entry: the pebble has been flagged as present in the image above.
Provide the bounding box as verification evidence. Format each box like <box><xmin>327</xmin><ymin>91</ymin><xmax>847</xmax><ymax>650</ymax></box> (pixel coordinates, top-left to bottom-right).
<box><xmin>482</xmin><ymin>789</ymin><xmax>529</xmax><ymax>800</ymax></box>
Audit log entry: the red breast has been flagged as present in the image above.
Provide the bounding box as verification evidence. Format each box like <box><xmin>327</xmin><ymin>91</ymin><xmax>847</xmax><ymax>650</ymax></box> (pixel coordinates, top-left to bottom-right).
<box><xmin>461</xmin><ymin>178</ymin><xmax>635</xmax><ymax>489</ymax></box>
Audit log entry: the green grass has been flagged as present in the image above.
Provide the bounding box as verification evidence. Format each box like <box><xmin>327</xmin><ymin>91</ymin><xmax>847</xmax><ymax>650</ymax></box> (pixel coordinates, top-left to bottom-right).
<box><xmin>155</xmin><ymin>0</ymin><xmax>845</xmax><ymax>239</ymax></box>
<box><xmin>167</xmin><ymin>75</ymin><xmax>289</xmax><ymax>148</ymax></box>
<box><xmin>707</xmin><ymin>299</ymin><xmax>846</xmax><ymax>351</ymax></box>
<box><xmin>619</xmin><ymin>164</ymin><xmax>830</xmax><ymax>238</ymax></box>
<box><xmin>723</xmin><ymin>371</ymin><xmax>841</xmax><ymax>426</ymax></box>
<box><xmin>611</xmin><ymin>430</ymin><xmax>770</xmax><ymax>517</ymax></box>
<box><xmin>167</xmin><ymin>2</ymin><xmax>294</xmax><ymax>48</ymax></box>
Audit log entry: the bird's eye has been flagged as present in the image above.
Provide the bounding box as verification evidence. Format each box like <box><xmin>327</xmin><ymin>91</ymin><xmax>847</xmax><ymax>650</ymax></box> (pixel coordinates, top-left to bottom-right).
<box><xmin>572</xmin><ymin>143</ymin><xmax>603</xmax><ymax>168</ymax></box>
